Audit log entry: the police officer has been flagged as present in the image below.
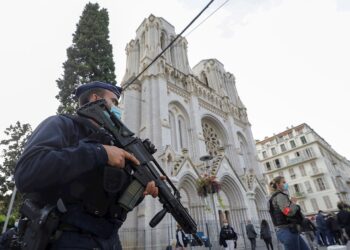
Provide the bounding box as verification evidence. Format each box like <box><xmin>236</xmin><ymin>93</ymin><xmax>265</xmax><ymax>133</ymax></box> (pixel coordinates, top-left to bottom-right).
<box><xmin>15</xmin><ymin>81</ymin><xmax>160</xmax><ymax>249</ymax></box>
<box><xmin>219</xmin><ymin>219</ymin><xmax>237</xmax><ymax>249</ymax></box>
<box><xmin>176</xmin><ymin>224</ymin><xmax>189</xmax><ymax>250</ymax></box>
<box><xmin>268</xmin><ymin>176</ymin><xmax>309</xmax><ymax>250</ymax></box>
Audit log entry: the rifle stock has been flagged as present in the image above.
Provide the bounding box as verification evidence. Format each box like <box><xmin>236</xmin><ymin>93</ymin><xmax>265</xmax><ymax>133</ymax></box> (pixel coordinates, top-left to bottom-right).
<box><xmin>77</xmin><ymin>100</ymin><xmax>203</xmax><ymax>246</ymax></box>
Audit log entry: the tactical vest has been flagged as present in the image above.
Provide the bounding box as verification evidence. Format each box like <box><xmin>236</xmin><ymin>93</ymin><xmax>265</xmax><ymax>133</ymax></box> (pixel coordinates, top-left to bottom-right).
<box><xmin>222</xmin><ymin>226</ymin><xmax>237</xmax><ymax>240</ymax></box>
<box><xmin>269</xmin><ymin>191</ymin><xmax>291</xmax><ymax>227</ymax></box>
<box><xmin>27</xmin><ymin>114</ymin><xmax>132</xmax><ymax>220</ymax></box>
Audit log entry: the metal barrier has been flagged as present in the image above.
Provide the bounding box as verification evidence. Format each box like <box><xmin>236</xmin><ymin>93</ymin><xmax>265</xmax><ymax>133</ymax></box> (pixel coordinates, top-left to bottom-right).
<box><xmin>119</xmin><ymin>220</ymin><xmax>283</xmax><ymax>250</ymax></box>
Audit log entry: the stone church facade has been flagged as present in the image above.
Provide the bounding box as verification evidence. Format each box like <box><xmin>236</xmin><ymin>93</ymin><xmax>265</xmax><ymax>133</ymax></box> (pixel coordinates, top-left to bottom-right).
<box><xmin>119</xmin><ymin>15</ymin><xmax>269</xmax><ymax>249</ymax></box>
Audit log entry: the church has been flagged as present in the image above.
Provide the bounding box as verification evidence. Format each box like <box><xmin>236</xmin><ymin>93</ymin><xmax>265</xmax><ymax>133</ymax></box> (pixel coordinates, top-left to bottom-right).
<box><xmin>119</xmin><ymin>14</ymin><xmax>269</xmax><ymax>249</ymax></box>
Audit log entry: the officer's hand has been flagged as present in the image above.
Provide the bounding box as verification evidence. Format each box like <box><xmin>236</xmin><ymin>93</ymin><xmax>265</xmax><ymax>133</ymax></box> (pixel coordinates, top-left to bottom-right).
<box><xmin>143</xmin><ymin>176</ymin><xmax>166</xmax><ymax>198</ymax></box>
<box><xmin>102</xmin><ymin>145</ymin><xmax>140</xmax><ymax>168</ymax></box>
<box><xmin>144</xmin><ymin>181</ymin><xmax>158</xmax><ymax>198</ymax></box>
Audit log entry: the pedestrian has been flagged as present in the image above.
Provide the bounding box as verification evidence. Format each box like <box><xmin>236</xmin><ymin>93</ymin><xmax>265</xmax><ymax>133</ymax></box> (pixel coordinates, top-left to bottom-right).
<box><xmin>246</xmin><ymin>220</ymin><xmax>257</xmax><ymax>250</ymax></box>
<box><xmin>219</xmin><ymin>219</ymin><xmax>237</xmax><ymax>249</ymax></box>
<box><xmin>176</xmin><ymin>224</ymin><xmax>189</xmax><ymax>250</ymax></box>
<box><xmin>326</xmin><ymin>212</ymin><xmax>344</xmax><ymax>245</ymax></box>
<box><xmin>301</xmin><ymin>217</ymin><xmax>317</xmax><ymax>250</ymax></box>
<box><xmin>316</xmin><ymin>210</ymin><xmax>334</xmax><ymax>246</ymax></box>
<box><xmin>268</xmin><ymin>176</ymin><xmax>309</xmax><ymax>250</ymax></box>
<box><xmin>337</xmin><ymin>201</ymin><xmax>350</xmax><ymax>244</ymax></box>
<box><xmin>260</xmin><ymin>219</ymin><xmax>274</xmax><ymax>250</ymax></box>
<box><xmin>14</xmin><ymin>81</ymin><xmax>161</xmax><ymax>249</ymax></box>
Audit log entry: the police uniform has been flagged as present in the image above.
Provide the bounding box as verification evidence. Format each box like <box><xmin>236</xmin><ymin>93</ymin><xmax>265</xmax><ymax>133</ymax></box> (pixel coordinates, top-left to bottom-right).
<box><xmin>15</xmin><ymin>82</ymin><xmax>135</xmax><ymax>250</ymax></box>
<box><xmin>219</xmin><ymin>225</ymin><xmax>237</xmax><ymax>249</ymax></box>
<box><xmin>269</xmin><ymin>191</ymin><xmax>310</xmax><ymax>250</ymax></box>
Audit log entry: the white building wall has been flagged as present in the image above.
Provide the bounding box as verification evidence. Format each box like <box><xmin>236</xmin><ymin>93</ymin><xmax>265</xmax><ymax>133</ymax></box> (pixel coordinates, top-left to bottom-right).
<box><xmin>256</xmin><ymin>124</ymin><xmax>350</xmax><ymax>215</ymax></box>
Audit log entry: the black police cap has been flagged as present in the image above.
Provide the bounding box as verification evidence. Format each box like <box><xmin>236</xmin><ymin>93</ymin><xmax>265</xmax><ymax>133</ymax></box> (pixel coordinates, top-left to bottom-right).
<box><xmin>75</xmin><ymin>81</ymin><xmax>122</xmax><ymax>99</ymax></box>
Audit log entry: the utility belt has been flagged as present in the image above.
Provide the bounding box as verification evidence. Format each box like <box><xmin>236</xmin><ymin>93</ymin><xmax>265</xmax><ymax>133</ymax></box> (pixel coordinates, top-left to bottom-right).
<box><xmin>58</xmin><ymin>203</ymin><xmax>124</xmax><ymax>239</ymax></box>
<box><xmin>8</xmin><ymin>199</ymin><xmax>61</xmax><ymax>250</ymax></box>
<box><xmin>5</xmin><ymin>198</ymin><xmax>126</xmax><ymax>250</ymax></box>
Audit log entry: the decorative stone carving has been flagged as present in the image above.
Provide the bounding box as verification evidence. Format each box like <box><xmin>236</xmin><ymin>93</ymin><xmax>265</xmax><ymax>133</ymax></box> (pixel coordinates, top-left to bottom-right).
<box><xmin>202</xmin><ymin>121</ymin><xmax>222</xmax><ymax>157</ymax></box>
<box><xmin>243</xmin><ymin>168</ymin><xmax>256</xmax><ymax>191</ymax></box>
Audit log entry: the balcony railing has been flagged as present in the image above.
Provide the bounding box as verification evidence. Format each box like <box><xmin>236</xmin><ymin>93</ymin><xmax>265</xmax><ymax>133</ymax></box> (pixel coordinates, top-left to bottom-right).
<box><xmin>309</xmin><ymin>170</ymin><xmax>324</xmax><ymax>177</ymax></box>
<box><xmin>334</xmin><ymin>171</ymin><xmax>342</xmax><ymax>177</ymax></box>
<box><xmin>287</xmin><ymin>154</ymin><xmax>315</xmax><ymax>167</ymax></box>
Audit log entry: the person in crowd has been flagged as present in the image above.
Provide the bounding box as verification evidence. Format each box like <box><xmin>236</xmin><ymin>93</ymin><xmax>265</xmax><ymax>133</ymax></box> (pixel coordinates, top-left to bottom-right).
<box><xmin>337</xmin><ymin>201</ymin><xmax>350</xmax><ymax>244</ymax></box>
<box><xmin>219</xmin><ymin>219</ymin><xmax>238</xmax><ymax>249</ymax></box>
<box><xmin>14</xmin><ymin>81</ymin><xmax>160</xmax><ymax>249</ymax></box>
<box><xmin>313</xmin><ymin>215</ymin><xmax>325</xmax><ymax>247</ymax></box>
<box><xmin>246</xmin><ymin>220</ymin><xmax>257</xmax><ymax>250</ymax></box>
<box><xmin>260</xmin><ymin>219</ymin><xmax>274</xmax><ymax>250</ymax></box>
<box><xmin>268</xmin><ymin>176</ymin><xmax>309</xmax><ymax>250</ymax></box>
<box><xmin>326</xmin><ymin>213</ymin><xmax>341</xmax><ymax>245</ymax></box>
<box><xmin>316</xmin><ymin>210</ymin><xmax>335</xmax><ymax>246</ymax></box>
<box><xmin>176</xmin><ymin>224</ymin><xmax>189</xmax><ymax>250</ymax></box>
<box><xmin>301</xmin><ymin>217</ymin><xmax>317</xmax><ymax>250</ymax></box>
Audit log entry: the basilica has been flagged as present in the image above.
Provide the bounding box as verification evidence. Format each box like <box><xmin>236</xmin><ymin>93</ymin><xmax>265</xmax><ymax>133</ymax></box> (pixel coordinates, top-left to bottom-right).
<box><xmin>119</xmin><ymin>14</ymin><xmax>269</xmax><ymax>249</ymax></box>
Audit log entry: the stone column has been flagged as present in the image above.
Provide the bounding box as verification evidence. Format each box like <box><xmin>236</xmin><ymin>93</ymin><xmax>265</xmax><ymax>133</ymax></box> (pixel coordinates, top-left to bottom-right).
<box><xmin>246</xmin><ymin>191</ymin><xmax>258</xmax><ymax>221</ymax></box>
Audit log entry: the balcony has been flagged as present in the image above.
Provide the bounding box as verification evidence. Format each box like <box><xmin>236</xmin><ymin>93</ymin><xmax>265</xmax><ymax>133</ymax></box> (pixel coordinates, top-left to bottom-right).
<box><xmin>287</xmin><ymin>155</ymin><xmax>316</xmax><ymax>167</ymax></box>
<box><xmin>334</xmin><ymin>171</ymin><xmax>342</xmax><ymax>177</ymax></box>
<box><xmin>309</xmin><ymin>170</ymin><xmax>324</xmax><ymax>177</ymax></box>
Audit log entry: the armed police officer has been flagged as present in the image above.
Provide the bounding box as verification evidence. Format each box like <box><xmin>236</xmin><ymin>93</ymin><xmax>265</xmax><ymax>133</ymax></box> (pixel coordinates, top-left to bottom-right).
<box><xmin>219</xmin><ymin>219</ymin><xmax>237</xmax><ymax>249</ymax></box>
<box><xmin>14</xmin><ymin>81</ymin><xmax>160</xmax><ymax>249</ymax></box>
<box><xmin>268</xmin><ymin>176</ymin><xmax>309</xmax><ymax>250</ymax></box>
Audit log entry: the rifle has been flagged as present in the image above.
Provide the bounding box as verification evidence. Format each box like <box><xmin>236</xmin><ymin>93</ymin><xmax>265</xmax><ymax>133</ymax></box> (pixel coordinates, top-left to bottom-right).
<box><xmin>77</xmin><ymin>99</ymin><xmax>203</xmax><ymax>246</ymax></box>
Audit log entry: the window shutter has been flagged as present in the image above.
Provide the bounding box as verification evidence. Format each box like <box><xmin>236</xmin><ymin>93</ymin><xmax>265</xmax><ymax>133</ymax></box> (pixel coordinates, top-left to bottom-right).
<box><xmin>313</xmin><ymin>180</ymin><xmax>320</xmax><ymax>191</ymax></box>
<box><xmin>323</xmin><ymin>177</ymin><xmax>330</xmax><ymax>189</ymax></box>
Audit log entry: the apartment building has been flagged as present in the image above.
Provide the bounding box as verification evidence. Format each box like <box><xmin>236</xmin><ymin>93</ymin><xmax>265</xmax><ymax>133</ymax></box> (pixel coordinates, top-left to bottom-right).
<box><xmin>256</xmin><ymin>123</ymin><xmax>350</xmax><ymax>215</ymax></box>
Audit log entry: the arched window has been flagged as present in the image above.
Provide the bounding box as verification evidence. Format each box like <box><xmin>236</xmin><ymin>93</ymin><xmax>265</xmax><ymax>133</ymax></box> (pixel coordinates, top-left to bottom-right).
<box><xmin>201</xmin><ymin>71</ymin><xmax>209</xmax><ymax>86</ymax></box>
<box><xmin>169</xmin><ymin>103</ymin><xmax>190</xmax><ymax>153</ymax></box>
<box><xmin>140</xmin><ymin>32</ymin><xmax>146</xmax><ymax>60</ymax></box>
<box><xmin>170</xmin><ymin>36</ymin><xmax>175</xmax><ymax>65</ymax></box>
<box><xmin>238</xmin><ymin>133</ymin><xmax>251</xmax><ymax>169</ymax></box>
<box><xmin>136</xmin><ymin>39</ymin><xmax>140</xmax><ymax>64</ymax></box>
<box><xmin>178</xmin><ymin>115</ymin><xmax>188</xmax><ymax>149</ymax></box>
<box><xmin>202</xmin><ymin>120</ymin><xmax>223</xmax><ymax>156</ymax></box>
<box><xmin>169</xmin><ymin>111</ymin><xmax>177</xmax><ymax>150</ymax></box>
<box><xmin>160</xmin><ymin>32</ymin><xmax>166</xmax><ymax>50</ymax></box>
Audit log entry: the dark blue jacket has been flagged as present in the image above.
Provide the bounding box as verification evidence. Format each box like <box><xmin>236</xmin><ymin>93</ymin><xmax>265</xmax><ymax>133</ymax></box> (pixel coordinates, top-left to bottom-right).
<box><xmin>316</xmin><ymin>213</ymin><xmax>327</xmax><ymax>230</ymax></box>
<box><xmin>15</xmin><ymin>115</ymin><xmax>108</xmax><ymax>194</ymax></box>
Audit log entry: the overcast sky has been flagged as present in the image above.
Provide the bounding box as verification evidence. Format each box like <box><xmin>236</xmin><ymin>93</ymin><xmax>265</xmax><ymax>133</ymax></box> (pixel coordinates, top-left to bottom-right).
<box><xmin>0</xmin><ymin>0</ymin><xmax>349</xmax><ymax>159</ymax></box>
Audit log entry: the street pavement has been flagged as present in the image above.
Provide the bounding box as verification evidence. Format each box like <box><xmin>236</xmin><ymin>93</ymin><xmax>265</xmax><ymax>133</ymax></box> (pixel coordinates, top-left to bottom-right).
<box><xmin>317</xmin><ymin>244</ymin><xmax>350</xmax><ymax>250</ymax></box>
<box><xmin>242</xmin><ymin>242</ymin><xmax>350</xmax><ymax>250</ymax></box>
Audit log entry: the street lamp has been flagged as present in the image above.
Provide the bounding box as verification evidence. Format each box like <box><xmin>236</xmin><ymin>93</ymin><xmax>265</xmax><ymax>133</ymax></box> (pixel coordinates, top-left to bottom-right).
<box><xmin>199</xmin><ymin>155</ymin><xmax>220</xmax><ymax>240</ymax></box>
<box><xmin>200</xmin><ymin>155</ymin><xmax>213</xmax><ymax>174</ymax></box>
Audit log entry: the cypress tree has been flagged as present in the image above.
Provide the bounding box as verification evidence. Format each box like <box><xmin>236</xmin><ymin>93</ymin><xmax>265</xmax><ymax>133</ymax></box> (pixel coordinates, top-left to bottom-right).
<box><xmin>56</xmin><ymin>3</ymin><xmax>116</xmax><ymax>114</ymax></box>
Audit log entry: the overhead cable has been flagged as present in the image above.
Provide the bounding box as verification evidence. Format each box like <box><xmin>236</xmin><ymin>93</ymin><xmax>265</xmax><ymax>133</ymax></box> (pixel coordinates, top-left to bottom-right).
<box><xmin>122</xmin><ymin>0</ymin><xmax>215</xmax><ymax>91</ymax></box>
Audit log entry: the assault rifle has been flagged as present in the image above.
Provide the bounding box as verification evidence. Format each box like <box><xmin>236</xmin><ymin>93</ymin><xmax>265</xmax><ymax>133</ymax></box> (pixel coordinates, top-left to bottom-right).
<box><xmin>77</xmin><ymin>99</ymin><xmax>203</xmax><ymax>246</ymax></box>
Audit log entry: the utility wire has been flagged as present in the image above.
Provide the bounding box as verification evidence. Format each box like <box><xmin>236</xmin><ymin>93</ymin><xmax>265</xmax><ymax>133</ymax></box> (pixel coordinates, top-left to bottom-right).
<box><xmin>184</xmin><ymin>0</ymin><xmax>230</xmax><ymax>38</ymax></box>
<box><xmin>122</xmin><ymin>0</ymin><xmax>215</xmax><ymax>91</ymax></box>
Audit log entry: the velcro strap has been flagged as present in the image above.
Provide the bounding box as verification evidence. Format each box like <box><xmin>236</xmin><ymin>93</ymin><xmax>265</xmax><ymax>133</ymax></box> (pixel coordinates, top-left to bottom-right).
<box><xmin>283</xmin><ymin>207</ymin><xmax>291</xmax><ymax>216</ymax></box>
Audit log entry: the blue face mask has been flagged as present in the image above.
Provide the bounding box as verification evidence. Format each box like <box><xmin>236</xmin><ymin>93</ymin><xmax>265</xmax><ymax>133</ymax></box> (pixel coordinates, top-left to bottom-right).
<box><xmin>110</xmin><ymin>106</ymin><xmax>122</xmax><ymax>120</ymax></box>
<box><xmin>283</xmin><ymin>183</ymin><xmax>289</xmax><ymax>191</ymax></box>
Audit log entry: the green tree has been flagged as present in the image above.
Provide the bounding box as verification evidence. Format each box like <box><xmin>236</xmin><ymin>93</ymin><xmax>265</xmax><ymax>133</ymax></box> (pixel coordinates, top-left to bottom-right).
<box><xmin>56</xmin><ymin>2</ymin><xmax>117</xmax><ymax>114</ymax></box>
<box><xmin>0</xmin><ymin>122</ymin><xmax>32</xmax><ymax>214</ymax></box>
